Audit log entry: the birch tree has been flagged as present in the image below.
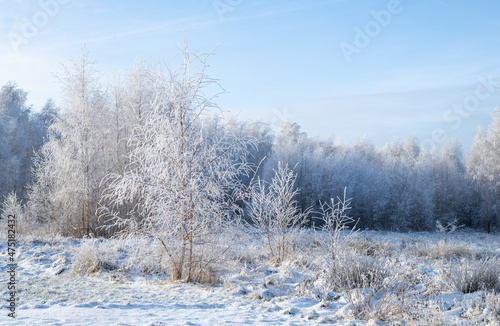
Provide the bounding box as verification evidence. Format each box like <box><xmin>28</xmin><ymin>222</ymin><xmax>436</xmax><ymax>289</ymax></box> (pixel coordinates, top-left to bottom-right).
<box><xmin>101</xmin><ymin>46</ymin><xmax>255</xmax><ymax>282</ymax></box>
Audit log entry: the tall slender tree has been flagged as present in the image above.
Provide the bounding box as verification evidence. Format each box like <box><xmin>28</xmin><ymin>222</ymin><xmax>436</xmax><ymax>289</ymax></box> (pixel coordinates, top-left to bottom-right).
<box><xmin>102</xmin><ymin>46</ymin><xmax>255</xmax><ymax>281</ymax></box>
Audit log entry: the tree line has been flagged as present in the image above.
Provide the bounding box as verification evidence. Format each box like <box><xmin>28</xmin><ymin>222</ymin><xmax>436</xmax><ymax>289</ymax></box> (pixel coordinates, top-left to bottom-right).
<box><xmin>1</xmin><ymin>47</ymin><xmax>499</xmax><ymax>243</ymax></box>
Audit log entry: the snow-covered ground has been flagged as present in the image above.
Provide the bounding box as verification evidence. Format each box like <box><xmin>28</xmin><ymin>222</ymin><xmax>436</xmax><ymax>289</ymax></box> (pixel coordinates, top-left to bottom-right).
<box><xmin>1</xmin><ymin>231</ymin><xmax>499</xmax><ymax>325</ymax></box>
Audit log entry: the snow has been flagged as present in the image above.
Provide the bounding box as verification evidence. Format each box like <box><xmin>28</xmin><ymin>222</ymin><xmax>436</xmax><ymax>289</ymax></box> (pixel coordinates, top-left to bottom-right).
<box><xmin>1</xmin><ymin>231</ymin><xmax>499</xmax><ymax>325</ymax></box>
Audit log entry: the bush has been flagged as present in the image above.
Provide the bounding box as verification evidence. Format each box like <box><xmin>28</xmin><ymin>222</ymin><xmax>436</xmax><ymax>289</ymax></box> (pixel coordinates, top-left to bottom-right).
<box><xmin>248</xmin><ymin>163</ymin><xmax>310</xmax><ymax>264</ymax></box>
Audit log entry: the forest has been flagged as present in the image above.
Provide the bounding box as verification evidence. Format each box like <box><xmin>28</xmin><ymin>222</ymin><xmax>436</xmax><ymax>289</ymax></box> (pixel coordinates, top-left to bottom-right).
<box><xmin>1</xmin><ymin>48</ymin><xmax>499</xmax><ymax>238</ymax></box>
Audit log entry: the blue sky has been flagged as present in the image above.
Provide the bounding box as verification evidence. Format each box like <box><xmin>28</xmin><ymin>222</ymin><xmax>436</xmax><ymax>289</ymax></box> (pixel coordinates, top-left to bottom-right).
<box><xmin>1</xmin><ymin>0</ymin><xmax>500</xmax><ymax>151</ymax></box>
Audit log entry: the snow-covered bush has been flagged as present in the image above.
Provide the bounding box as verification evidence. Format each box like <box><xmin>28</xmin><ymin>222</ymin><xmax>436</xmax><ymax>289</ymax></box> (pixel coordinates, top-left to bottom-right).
<box><xmin>71</xmin><ymin>238</ymin><xmax>132</xmax><ymax>276</ymax></box>
<box><xmin>224</xmin><ymin>223</ymin><xmax>265</xmax><ymax>269</ymax></box>
<box><xmin>319</xmin><ymin>188</ymin><xmax>357</xmax><ymax>261</ymax></box>
<box><xmin>248</xmin><ymin>163</ymin><xmax>309</xmax><ymax>264</ymax></box>
<box><xmin>120</xmin><ymin>237</ymin><xmax>169</xmax><ymax>279</ymax></box>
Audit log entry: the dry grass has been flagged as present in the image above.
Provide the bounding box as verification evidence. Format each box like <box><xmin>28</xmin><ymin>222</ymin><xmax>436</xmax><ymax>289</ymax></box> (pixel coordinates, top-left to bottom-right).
<box><xmin>70</xmin><ymin>239</ymin><xmax>100</xmax><ymax>275</ymax></box>
<box><xmin>346</xmin><ymin>233</ymin><xmax>397</xmax><ymax>256</ymax></box>
<box><xmin>451</xmin><ymin>257</ymin><xmax>500</xmax><ymax>293</ymax></box>
<box><xmin>413</xmin><ymin>240</ymin><xmax>471</xmax><ymax>259</ymax></box>
<box><xmin>461</xmin><ymin>292</ymin><xmax>500</xmax><ymax>324</ymax></box>
<box><xmin>346</xmin><ymin>287</ymin><xmax>409</xmax><ymax>322</ymax></box>
<box><xmin>63</xmin><ymin>228</ymin><xmax>499</xmax><ymax>324</ymax></box>
<box><xmin>329</xmin><ymin>253</ymin><xmax>390</xmax><ymax>291</ymax></box>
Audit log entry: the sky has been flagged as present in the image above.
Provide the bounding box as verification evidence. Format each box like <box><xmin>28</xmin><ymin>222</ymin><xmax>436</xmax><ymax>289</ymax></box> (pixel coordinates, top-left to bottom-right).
<box><xmin>1</xmin><ymin>0</ymin><xmax>500</xmax><ymax>152</ymax></box>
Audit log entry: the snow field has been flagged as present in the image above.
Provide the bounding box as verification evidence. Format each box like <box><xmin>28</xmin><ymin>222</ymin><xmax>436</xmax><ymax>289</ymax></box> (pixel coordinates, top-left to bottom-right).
<box><xmin>0</xmin><ymin>231</ymin><xmax>499</xmax><ymax>325</ymax></box>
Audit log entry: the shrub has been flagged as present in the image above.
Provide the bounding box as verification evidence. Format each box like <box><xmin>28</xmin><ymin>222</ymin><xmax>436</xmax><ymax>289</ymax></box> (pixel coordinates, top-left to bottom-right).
<box><xmin>319</xmin><ymin>188</ymin><xmax>356</xmax><ymax>261</ymax></box>
<box><xmin>248</xmin><ymin>163</ymin><xmax>310</xmax><ymax>264</ymax></box>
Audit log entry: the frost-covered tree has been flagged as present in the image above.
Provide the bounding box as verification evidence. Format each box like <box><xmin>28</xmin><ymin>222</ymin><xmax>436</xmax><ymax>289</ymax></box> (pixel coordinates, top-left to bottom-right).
<box><xmin>374</xmin><ymin>136</ymin><xmax>435</xmax><ymax>231</ymax></box>
<box><xmin>229</xmin><ymin>121</ymin><xmax>273</xmax><ymax>186</ymax></box>
<box><xmin>467</xmin><ymin>109</ymin><xmax>500</xmax><ymax>232</ymax></box>
<box><xmin>263</xmin><ymin>124</ymin><xmax>480</xmax><ymax>232</ymax></box>
<box><xmin>0</xmin><ymin>83</ymin><xmax>29</xmax><ymax>199</ymax></box>
<box><xmin>0</xmin><ymin>82</ymin><xmax>52</xmax><ymax>201</ymax></box>
<box><xmin>432</xmin><ymin>140</ymin><xmax>471</xmax><ymax>226</ymax></box>
<box><xmin>122</xmin><ymin>59</ymin><xmax>154</xmax><ymax>128</ymax></box>
<box><xmin>101</xmin><ymin>46</ymin><xmax>255</xmax><ymax>282</ymax></box>
<box><xmin>28</xmin><ymin>47</ymin><xmax>114</xmax><ymax>237</ymax></box>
